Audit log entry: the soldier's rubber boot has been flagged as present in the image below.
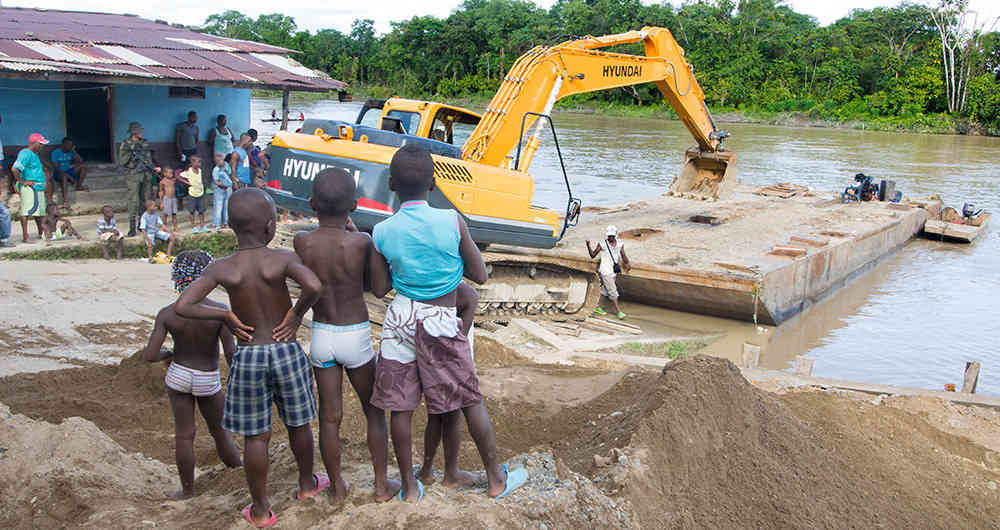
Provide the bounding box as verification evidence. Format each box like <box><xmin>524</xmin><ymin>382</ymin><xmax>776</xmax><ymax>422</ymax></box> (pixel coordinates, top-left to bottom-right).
<box><xmin>127</xmin><ymin>216</ymin><xmax>137</xmax><ymax>237</ymax></box>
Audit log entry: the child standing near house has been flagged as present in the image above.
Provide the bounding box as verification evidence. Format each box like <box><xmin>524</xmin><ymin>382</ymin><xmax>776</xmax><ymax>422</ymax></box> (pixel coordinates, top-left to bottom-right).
<box><xmin>158</xmin><ymin>166</ymin><xmax>179</xmax><ymax>233</ymax></box>
<box><xmin>143</xmin><ymin>250</ymin><xmax>243</xmax><ymax>499</ymax></box>
<box><xmin>369</xmin><ymin>144</ymin><xmax>528</xmax><ymax>502</ymax></box>
<box><xmin>212</xmin><ymin>153</ymin><xmax>233</xmax><ymax>229</ymax></box>
<box><xmin>179</xmin><ymin>155</ymin><xmax>207</xmax><ymax>233</ymax></box>
<box><xmin>140</xmin><ymin>199</ymin><xmax>175</xmax><ymax>261</ymax></box>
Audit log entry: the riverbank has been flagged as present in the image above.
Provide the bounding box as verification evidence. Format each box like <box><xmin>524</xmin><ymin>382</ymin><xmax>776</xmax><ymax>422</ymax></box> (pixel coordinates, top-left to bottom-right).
<box><xmin>254</xmin><ymin>87</ymin><xmax>998</xmax><ymax>137</ymax></box>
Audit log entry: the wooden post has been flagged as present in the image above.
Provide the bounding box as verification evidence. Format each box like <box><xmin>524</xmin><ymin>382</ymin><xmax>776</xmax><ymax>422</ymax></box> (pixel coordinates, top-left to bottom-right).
<box><xmin>962</xmin><ymin>361</ymin><xmax>981</xmax><ymax>394</ymax></box>
<box><xmin>280</xmin><ymin>90</ymin><xmax>290</xmax><ymax>131</ymax></box>
<box><xmin>794</xmin><ymin>356</ymin><xmax>814</xmax><ymax>377</ymax></box>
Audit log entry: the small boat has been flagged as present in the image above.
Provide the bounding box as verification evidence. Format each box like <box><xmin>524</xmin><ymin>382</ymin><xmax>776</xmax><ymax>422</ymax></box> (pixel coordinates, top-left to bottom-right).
<box><xmin>923</xmin><ymin>204</ymin><xmax>990</xmax><ymax>243</ymax></box>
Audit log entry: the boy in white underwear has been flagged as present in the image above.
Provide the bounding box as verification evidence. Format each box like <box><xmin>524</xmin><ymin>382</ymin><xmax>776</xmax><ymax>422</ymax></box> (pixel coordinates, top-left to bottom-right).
<box><xmin>293</xmin><ymin>168</ymin><xmax>400</xmax><ymax>503</ymax></box>
<box><xmin>143</xmin><ymin>250</ymin><xmax>242</xmax><ymax>499</ymax></box>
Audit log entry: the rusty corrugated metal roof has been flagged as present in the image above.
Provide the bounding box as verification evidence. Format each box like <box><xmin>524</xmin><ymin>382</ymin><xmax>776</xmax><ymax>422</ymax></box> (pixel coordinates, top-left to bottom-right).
<box><xmin>0</xmin><ymin>7</ymin><xmax>346</xmax><ymax>91</ymax></box>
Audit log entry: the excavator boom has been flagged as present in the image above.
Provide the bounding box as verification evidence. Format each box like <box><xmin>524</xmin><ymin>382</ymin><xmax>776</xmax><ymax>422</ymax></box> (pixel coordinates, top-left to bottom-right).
<box><xmin>463</xmin><ymin>27</ymin><xmax>736</xmax><ymax>199</ymax></box>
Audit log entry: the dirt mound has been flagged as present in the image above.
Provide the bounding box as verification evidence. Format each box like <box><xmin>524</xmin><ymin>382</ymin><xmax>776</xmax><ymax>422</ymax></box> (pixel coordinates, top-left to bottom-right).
<box><xmin>0</xmin><ymin>350</ymin><xmax>239</xmax><ymax>465</ymax></box>
<box><xmin>0</xmin><ymin>403</ymin><xmax>174</xmax><ymax>528</ymax></box>
<box><xmin>559</xmin><ymin>356</ymin><xmax>1000</xmax><ymax>528</ymax></box>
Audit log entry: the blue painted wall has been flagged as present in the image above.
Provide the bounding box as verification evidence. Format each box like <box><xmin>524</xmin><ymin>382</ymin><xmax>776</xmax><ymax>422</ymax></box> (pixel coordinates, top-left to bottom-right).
<box><xmin>0</xmin><ymin>79</ymin><xmax>64</xmax><ymax>155</ymax></box>
<box><xmin>112</xmin><ymin>84</ymin><xmax>251</xmax><ymax>145</ymax></box>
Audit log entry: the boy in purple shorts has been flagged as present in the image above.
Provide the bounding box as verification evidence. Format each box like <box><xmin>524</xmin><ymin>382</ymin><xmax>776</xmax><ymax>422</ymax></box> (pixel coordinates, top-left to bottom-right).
<box><xmin>176</xmin><ymin>188</ymin><xmax>326</xmax><ymax>527</ymax></box>
<box><xmin>370</xmin><ymin>144</ymin><xmax>528</xmax><ymax>502</ymax></box>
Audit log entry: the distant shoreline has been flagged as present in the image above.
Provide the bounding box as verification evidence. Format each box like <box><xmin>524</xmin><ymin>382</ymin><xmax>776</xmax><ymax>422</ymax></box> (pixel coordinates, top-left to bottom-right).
<box><xmin>252</xmin><ymin>89</ymin><xmax>998</xmax><ymax>138</ymax></box>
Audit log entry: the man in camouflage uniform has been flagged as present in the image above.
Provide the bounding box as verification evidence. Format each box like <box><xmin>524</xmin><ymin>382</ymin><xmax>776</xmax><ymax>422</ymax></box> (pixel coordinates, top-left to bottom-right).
<box><xmin>118</xmin><ymin>122</ymin><xmax>159</xmax><ymax>236</ymax></box>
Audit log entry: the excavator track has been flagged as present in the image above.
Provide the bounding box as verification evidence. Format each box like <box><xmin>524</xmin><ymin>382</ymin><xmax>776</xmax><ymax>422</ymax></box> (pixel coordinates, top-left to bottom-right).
<box><xmin>274</xmin><ymin>223</ymin><xmax>600</xmax><ymax>321</ymax></box>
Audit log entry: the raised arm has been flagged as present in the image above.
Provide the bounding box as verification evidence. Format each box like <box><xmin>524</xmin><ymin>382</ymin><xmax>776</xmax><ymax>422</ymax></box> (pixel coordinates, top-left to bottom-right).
<box><xmin>585</xmin><ymin>240</ymin><xmax>601</xmax><ymax>258</ymax></box>
<box><xmin>272</xmin><ymin>254</ymin><xmax>322</xmax><ymax>341</ymax></box>
<box><xmin>175</xmin><ymin>265</ymin><xmax>254</xmax><ymax>341</ymax></box>
<box><xmin>458</xmin><ymin>215</ymin><xmax>487</xmax><ymax>284</ymax></box>
<box><xmin>142</xmin><ymin>308</ymin><xmax>172</xmax><ymax>362</ymax></box>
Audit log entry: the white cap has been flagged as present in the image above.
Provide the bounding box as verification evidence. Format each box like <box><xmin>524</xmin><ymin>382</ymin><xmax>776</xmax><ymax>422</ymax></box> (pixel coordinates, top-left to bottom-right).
<box><xmin>606</xmin><ymin>225</ymin><xmax>618</xmax><ymax>237</ymax></box>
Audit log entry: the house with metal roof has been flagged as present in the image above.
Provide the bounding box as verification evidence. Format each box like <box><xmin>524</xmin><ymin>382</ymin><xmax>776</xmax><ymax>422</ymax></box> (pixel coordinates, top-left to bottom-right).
<box><xmin>0</xmin><ymin>7</ymin><xmax>345</xmax><ymax>164</ymax></box>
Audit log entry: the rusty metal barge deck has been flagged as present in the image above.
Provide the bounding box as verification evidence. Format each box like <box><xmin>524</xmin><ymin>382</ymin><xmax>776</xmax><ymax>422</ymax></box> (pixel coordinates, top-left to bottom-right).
<box><xmin>485</xmin><ymin>185</ymin><xmax>941</xmax><ymax>326</ymax></box>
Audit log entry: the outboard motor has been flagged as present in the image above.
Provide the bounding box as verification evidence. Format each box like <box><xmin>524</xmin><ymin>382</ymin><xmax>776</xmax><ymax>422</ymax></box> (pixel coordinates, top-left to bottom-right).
<box><xmin>962</xmin><ymin>203</ymin><xmax>983</xmax><ymax>219</ymax></box>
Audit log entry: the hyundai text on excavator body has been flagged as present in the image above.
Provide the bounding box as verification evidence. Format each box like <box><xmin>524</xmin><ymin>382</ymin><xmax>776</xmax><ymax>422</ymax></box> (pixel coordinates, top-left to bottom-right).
<box><xmin>266</xmin><ymin>27</ymin><xmax>736</xmax><ymax>319</ymax></box>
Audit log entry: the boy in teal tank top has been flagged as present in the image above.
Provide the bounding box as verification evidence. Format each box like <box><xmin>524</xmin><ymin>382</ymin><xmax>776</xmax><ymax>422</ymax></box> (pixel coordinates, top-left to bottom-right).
<box><xmin>370</xmin><ymin>144</ymin><xmax>528</xmax><ymax>502</ymax></box>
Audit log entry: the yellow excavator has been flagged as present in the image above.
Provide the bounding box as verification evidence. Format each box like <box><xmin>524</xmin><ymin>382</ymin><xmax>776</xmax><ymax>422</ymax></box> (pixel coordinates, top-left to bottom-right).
<box><xmin>267</xmin><ymin>27</ymin><xmax>736</xmax><ymax>318</ymax></box>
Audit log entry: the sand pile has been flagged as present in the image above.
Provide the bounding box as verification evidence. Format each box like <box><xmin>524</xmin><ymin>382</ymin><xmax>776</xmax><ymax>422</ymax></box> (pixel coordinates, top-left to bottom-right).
<box><xmin>0</xmin><ymin>403</ymin><xmax>174</xmax><ymax>527</ymax></box>
<box><xmin>3</xmin><ymin>348</ymin><xmax>999</xmax><ymax>528</ymax></box>
<box><xmin>0</xmin><ymin>350</ymin><xmax>237</xmax><ymax>464</ymax></box>
<box><xmin>561</xmin><ymin>356</ymin><xmax>1000</xmax><ymax>528</ymax></box>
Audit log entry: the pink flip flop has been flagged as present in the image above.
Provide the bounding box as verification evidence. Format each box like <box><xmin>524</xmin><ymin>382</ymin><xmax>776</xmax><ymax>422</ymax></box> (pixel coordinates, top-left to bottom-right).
<box><xmin>296</xmin><ymin>472</ymin><xmax>331</xmax><ymax>500</ymax></box>
<box><xmin>241</xmin><ymin>504</ymin><xmax>276</xmax><ymax>528</ymax></box>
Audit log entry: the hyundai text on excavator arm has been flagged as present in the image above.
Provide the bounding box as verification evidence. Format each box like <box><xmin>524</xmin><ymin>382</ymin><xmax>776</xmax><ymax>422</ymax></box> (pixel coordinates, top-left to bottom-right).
<box><xmin>266</xmin><ymin>27</ymin><xmax>736</xmax><ymax>319</ymax></box>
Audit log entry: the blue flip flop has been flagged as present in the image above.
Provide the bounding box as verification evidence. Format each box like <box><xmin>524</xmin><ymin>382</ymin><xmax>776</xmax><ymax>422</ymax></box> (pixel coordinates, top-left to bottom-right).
<box><xmin>398</xmin><ymin>479</ymin><xmax>424</xmax><ymax>503</ymax></box>
<box><xmin>495</xmin><ymin>464</ymin><xmax>529</xmax><ymax>499</ymax></box>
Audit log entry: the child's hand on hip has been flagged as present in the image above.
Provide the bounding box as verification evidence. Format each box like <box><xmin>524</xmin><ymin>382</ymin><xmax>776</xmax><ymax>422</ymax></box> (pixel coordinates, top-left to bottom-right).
<box><xmin>225</xmin><ymin>311</ymin><xmax>255</xmax><ymax>342</ymax></box>
<box><xmin>272</xmin><ymin>308</ymin><xmax>302</xmax><ymax>342</ymax></box>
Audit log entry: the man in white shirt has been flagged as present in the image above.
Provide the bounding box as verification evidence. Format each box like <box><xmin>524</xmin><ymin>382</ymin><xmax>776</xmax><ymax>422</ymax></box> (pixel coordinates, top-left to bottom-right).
<box><xmin>586</xmin><ymin>225</ymin><xmax>631</xmax><ymax>319</ymax></box>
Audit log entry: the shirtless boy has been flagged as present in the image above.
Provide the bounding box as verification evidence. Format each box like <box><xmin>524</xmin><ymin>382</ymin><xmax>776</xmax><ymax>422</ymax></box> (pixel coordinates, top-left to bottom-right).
<box><xmin>143</xmin><ymin>250</ymin><xmax>242</xmax><ymax>499</ymax></box>
<box><xmin>293</xmin><ymin>168</ymin><xmax>400</xmax><ymax>503</ymax></box>
<box><xmin>158</xmin><ymin>166</ymin><xmax>179</xmax><ymax>232</ymax></box>
<box><xmin>175</xmin><ymin>188</ymin><xmax>325</xmax><ymax>527</ymax></box>
<box><xmin>370</xmin><ymin>144</ymin><xmax>528</xmax><ymax>502</ymax></box>
<box><xmin>41</xmin><ymin>204</ymin><xmax>83</xmax><ymax>241</ymax></box>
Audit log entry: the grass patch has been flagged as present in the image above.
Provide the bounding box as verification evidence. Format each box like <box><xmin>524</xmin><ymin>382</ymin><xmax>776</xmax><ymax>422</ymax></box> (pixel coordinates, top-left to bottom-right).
<box><xmin>616</xmin><ymin>340</ymin><xmax>707</xmax><ymax>360</ymax></box>
<box><xmin>0</xmin><ymin>232</ymin><xmax>237</xmax><ymax>261</ymax></box>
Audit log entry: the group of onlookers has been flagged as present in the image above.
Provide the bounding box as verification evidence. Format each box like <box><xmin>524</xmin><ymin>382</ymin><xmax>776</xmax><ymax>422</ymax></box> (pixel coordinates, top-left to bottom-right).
<box><xmin>0</xmin><ymin>110</ymin><xmax>269</xmax><ymax>254</ymax></box>
<box><xmin>0</xmin><ymin>132</ymin><xmax>89</xmax><ymax>247</ymax></box>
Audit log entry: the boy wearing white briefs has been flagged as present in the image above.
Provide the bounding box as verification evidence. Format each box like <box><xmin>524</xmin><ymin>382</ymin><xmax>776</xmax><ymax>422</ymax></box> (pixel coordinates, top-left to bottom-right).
<box><xmin>142</xmin><ymin>250</ymin><xmax>242</xmax><ymax>499</ymax></box>
<box><xmin>293</xmin><ymin>168</ymin><xmax>401</xmax><ymax>503</ymax></box>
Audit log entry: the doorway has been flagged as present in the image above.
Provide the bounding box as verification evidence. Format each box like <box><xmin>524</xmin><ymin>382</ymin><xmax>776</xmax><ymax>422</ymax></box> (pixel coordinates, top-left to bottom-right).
<box><xmin>64</xmin><ymin>82</ymin><xmax>112</xmax><ymax>162</ymax></box>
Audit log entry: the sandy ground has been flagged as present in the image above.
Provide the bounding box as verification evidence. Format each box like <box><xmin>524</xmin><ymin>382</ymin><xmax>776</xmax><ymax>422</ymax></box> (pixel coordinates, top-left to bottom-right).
<box><xmin>1</xmin><ymin>262</ymin><xmax>999</xmax><ymax>528</ymax></box>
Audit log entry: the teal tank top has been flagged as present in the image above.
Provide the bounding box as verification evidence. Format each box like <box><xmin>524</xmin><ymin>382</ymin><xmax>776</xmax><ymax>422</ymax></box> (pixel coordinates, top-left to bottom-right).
<box><xmin>372</xmin><ymin>201</ymin><xmax>463</xmax><ymax>301</ymax></box>
<box><xmin>213</xmin><ymin>127</ymin><xmax>234</xmax><ymax>154</ymax></box>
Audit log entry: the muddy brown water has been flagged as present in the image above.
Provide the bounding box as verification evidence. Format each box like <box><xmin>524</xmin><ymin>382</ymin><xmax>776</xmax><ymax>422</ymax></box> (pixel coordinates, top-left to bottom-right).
<box><xmin>253</xmin><ymin>98</ymin><xmax>999</xmax><ymax>395</ymax></box>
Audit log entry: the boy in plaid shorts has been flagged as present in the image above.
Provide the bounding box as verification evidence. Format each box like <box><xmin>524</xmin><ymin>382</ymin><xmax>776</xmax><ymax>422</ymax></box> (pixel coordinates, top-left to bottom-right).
<box><xmin>176</xmin><ymin>187</ymin><xmax>325</xmax><ymax>528</ymax></box>
<box><xmin>370</xmin><ymin>144</ymin><xmax>528</xmax><ymax>502</ymax></box>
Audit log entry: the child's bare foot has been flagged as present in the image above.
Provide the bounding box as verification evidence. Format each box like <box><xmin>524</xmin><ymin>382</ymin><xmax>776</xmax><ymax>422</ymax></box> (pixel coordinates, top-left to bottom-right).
<box><xmin>328</xmin><ymin>477</ymin><xmax>351</xmax><ymax>504</ymax></box>
<box><xmin>441</xmin><ymin>470</ymin><xmax>481</xmax><ymax>489</ymax></box>
<box><xmin>373</xmin><ymin>479</ymin><xmax>401</xmax><ymax>503</ymax></box>
<box><xmin>168</xmin><ymin>488</ymin><xmax>194</xmax><ymax>500</ymax></box>
<box><xmin>416</xmin><ymin>465</ymin><xmax>435</xmax><ymax>486</ymax></box>
<box><xmin>486</xmin><ymin>468</ymin><xmax>508</xmax><ymax>498</ymax></box>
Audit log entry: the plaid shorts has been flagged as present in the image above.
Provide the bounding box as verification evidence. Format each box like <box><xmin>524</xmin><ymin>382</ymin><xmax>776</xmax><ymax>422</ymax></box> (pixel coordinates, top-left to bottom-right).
<box><xmin>223</xmin><ymin>341</ymin><xmax>317</xmax><ymax>436</ymax></box>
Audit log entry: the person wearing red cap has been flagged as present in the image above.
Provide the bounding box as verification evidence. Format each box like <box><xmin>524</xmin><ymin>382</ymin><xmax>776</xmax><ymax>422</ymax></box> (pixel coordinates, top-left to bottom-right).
<box><xmin>11</xmin><ymin>133</ymin><xmax>51</xmax><ymax>242</ymax></box>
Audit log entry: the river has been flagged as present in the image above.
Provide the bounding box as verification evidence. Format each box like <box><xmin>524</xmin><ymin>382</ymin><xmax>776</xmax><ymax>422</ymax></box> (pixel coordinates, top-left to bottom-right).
<box><xmin>251</xmin><ymin>97</ymin><xmax>999</xmax><ymax>395</ymax></box>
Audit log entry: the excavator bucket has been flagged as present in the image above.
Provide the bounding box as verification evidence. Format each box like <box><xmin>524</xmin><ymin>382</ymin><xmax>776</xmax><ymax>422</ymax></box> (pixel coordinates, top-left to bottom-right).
<box><xmin>669</xmin><ymin>149</ymin><xmax>738</xmax><ymax>200</ymax></box>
